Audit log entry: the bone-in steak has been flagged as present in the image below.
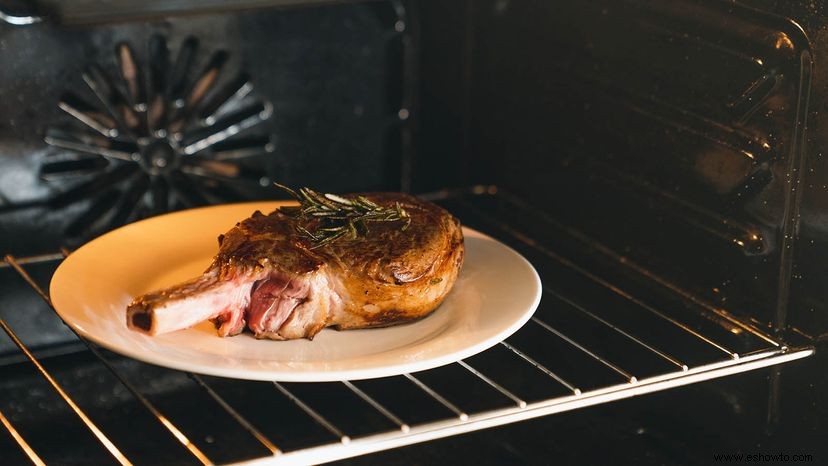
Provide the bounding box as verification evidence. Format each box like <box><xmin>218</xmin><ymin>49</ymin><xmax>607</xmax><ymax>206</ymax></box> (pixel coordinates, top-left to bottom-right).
<box><xmin>126</xmin><ymin>193</ymin><xmax>464</xmax><ymax>340</ymax></box>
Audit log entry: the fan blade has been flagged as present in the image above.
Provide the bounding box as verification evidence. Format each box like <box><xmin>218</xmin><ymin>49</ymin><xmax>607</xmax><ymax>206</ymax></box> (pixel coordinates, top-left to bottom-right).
<box><xmin>40</xmin><ymin>157</ymin><xmax>109</xmax><ymax>180</ymax></box>
<box><xmin>58</xmin><ymin>92</ymin><xmax>118</xmax><ymax>137</ymax></box>
<box><xmin>49</xmin><ymin>163</ymin><xmax>137</xmax><ymax>209</ymax></box>
<box><xmin>181</xmin><ymin>101</ymin><xmax>272</xmax><ymax>155</ymax></box>
<box><xmin>64</xmin><ymin>189</ymin><xmax>121</xmax><ymax>238</ymax></box>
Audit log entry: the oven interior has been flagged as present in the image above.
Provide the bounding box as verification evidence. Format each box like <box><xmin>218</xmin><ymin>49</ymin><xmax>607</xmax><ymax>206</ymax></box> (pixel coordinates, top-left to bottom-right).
<box><xmin>0</xmin><ymin>0</ymin><xmax>825</xmax><ymax>464</ymax></box>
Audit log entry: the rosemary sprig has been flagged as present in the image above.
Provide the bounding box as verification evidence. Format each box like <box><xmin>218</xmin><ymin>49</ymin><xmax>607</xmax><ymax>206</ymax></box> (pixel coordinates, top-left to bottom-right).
<box><xmin>275</xmin><ymin>183</ymin><xmax>411</xmax><ymax>248</ymax></box>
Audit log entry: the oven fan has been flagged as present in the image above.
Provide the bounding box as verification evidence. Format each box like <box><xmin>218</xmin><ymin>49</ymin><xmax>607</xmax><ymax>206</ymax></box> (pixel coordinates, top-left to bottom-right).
<box><xmin>41</xmin><ymin>35</ymin><xmax>274</xmax><ymax>241</ymax></box>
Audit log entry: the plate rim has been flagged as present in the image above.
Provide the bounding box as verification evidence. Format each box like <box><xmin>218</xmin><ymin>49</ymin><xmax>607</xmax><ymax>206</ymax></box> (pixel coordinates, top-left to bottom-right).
<box><xmin>49</xmin><ymin>201</ymin><xmax>542</xmax><ymax>381</ymax></box>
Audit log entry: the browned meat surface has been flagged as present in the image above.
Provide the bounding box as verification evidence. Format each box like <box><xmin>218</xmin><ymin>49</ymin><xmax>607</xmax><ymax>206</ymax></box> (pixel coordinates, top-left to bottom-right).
<box><xmin>126</xmin><ymin>193</ymin><xmax>464</xmax><ymax>340</ymax></box>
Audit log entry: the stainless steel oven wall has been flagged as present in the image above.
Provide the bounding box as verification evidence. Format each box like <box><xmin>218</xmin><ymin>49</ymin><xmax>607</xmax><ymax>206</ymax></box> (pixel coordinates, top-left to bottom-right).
<box><xmin>0</xmin><ymin>1</ymin><xmax>410</xmax><ymax>255</ymax></box>
<box><xmin>450</xmin><ymin>0</ymin><xmax>827</xmax><ymax>338</ymax></box>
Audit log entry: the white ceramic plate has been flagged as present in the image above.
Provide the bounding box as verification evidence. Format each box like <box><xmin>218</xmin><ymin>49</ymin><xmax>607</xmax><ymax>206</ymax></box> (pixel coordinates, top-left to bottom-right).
<box><xmin>50</xmin><ymin>202</ymin><xmax>541</xmax><ymax>381</ymax></box>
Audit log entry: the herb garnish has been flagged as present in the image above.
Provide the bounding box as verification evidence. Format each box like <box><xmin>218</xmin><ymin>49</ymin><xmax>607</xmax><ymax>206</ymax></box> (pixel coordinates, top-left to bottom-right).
<box><xmin>275</xmin><ymin>183</ymin><xmax>411</xmax><ymax>248</ymax></box>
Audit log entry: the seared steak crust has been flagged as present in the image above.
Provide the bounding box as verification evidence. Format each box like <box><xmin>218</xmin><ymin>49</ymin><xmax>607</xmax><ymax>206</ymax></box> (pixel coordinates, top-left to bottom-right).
<box><xmin>127</xmin><ymin>193</ymin><xmax>464</xmax><ymax>340</ymax></box>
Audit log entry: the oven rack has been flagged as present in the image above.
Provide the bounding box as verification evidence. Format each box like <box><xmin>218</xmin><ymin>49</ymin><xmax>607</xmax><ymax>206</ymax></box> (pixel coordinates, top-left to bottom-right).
<box><xmin>0</xmin><ymin>190</ymin><xmax>814</xmax><ymax>466</ymax></box>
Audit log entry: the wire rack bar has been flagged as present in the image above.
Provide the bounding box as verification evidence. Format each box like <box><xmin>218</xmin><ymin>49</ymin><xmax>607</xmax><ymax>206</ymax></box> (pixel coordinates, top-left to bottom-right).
<box><xmin>457</xmin><ymin>360</ymin><xmax>526</xmax><ymax>408</ymax></box>
<box><xmin>403</xmin><ymin>373</ymin><xmax>468</xmax><ymax>421</ymax></box>
<box><xmin>456</xmin><ymin>200</ymin><xmax>741</xmax><ymax>358</ymax></box>
<box><xmin>273</xmin><ymin>382</ymin><xmax>350</xmax><ymax>444</ymax></box>
<box><xmin>0</xmin><ymin>319</ymin><xmax>133</xmax><ymax>466</ymax></box>
<box><xmin>620</xmin><ymin>293</ymin><xmax>739</xmax><ymax>359</ymax></box>
<box><xmin>545</xmin><ymin>289</ymin><xmax>687</xmax><ymax>370</ymax></box>
<box><xmin>4</xmin><ymin>254</ymin><xmax>214</xmax><ymax>466</ymax></box>
<box><xmin>235</xmin><ymin>348</ymin><xmax>812</xmax><ymax>466</ymax></box>
<box><xmin>3</xmin><ymin>255</ymin><xmax>51</xmax><ymax>303</ymax></box>
<box><xmin>0</xmin><ymin>408</ymin><xmax>46</xmax><ymax>466</ymax></box>
<box><xmin>342</xmin><ymin>381</ymin><xmax>409</xmax><ymax>433</ymax></box>
<box><xmin>81</xmin><ymin>344</ymin><xmax>213</xmax><ymax>465</ymax></box>
<box><xmin>499</xmin><ymin>341</ymin><xmax>581</xmax><ymax>395</ymax></box>
<box><xmin>0</xmin><ymin>252</ymin><xmax>63</xmax><ymax>268</ymax></box>
<box><xmin>494</xmin><ymin>191</ymin><xmax>783</xmax><ymax>348</ymax></box>
<box><xmin>190</xmin><ymin>374</ymin><xmax>281</xmax><ymax>455</ymax></box>
<box><xmin>530</xmin><ymin>317</ymin><xmax>637</xmax><ymax>383</ymax></box>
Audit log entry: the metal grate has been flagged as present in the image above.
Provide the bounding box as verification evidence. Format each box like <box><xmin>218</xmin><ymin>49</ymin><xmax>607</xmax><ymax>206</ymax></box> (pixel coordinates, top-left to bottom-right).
<box><xmin>0</xmin><ymin>191</ymin><xmax>814</xmax><ymax>466</ymax></box>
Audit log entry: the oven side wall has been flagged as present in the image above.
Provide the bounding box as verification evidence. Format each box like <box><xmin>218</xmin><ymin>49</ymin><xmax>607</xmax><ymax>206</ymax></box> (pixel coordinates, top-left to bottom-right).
<box><xmin>443</xmin><ymin>0</ymin><xmax>826</xmax><ymax>339</ymax></box>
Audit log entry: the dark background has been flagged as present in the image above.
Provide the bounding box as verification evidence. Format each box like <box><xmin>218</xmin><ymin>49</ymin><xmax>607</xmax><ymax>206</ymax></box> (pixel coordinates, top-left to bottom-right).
<box><xmin>1</xmin><ymin>0</ymin><xmax>827</xmax><ymax>464</ymax></box>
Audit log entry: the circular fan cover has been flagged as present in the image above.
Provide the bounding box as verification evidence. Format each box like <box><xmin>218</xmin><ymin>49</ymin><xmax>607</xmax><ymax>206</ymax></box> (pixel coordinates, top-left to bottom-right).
<box><xmin>42</xmin><ymin>34</ymin><xmax>275</xmax><ymax>241</ymax></box>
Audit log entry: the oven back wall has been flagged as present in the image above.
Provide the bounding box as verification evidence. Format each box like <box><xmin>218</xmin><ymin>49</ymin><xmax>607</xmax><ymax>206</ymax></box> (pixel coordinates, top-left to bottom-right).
<box><xmin>0</xmin><ymin>2</ymin><xmax>406</xmax><ymax>255</ymax></box>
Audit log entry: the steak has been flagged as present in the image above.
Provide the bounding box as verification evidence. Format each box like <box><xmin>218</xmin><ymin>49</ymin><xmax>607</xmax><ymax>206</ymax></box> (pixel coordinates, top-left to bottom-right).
<box><xmin>126</xmin><ymin>193</ymin><xmax>464</xmax><ymax>340</ymax></box>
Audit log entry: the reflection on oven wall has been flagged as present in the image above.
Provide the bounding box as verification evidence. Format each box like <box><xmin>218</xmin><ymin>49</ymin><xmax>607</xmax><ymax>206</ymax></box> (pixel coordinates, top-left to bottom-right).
<box><xmin>451</xmin><ymin>0</ymin><xmax>828</xmax><ymax>340</ymax></box>
<box><xmin>0</xmin><ymin>2</ymin><xmax>412</xmax><ymax>252</ymax></box>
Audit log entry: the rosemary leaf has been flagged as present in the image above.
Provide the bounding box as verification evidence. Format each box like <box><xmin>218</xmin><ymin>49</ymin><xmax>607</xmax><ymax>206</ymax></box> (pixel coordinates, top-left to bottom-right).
<box><xmin>276</xmin><ymin>183</ymin><xmax>410</xmax><ymax>248</ymax></box>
